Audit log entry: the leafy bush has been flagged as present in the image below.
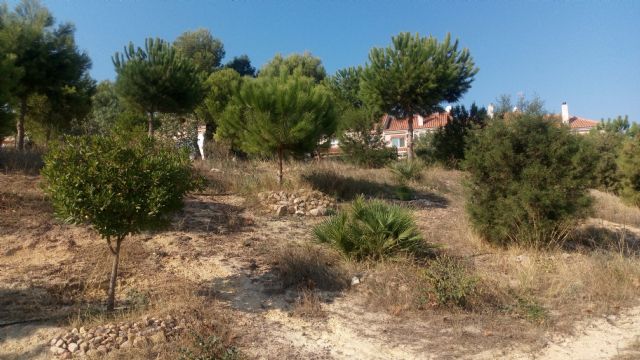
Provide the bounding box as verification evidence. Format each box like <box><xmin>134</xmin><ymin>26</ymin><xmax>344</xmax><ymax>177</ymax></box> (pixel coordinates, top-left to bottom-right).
<box><xmin>42</xmin><ymin>134</ymin><xmax>201</xmax><ymax>310</ymax></box>
<box><xmin>463</xmin><ymin>115</ymin><xmax>594</xmax><ymax>248</ymax></box>
<box><xmin>618</xmin><ymin>137</ymin><xmax>640</xmax><ymax>208</ymax></box>
<box><xmin>314</xmin><ymin>196</ymin><xmax>428</xmax><ymax>260</ymax></box>
<box><xmin>423</xmin><ymin>256</ymin><xmax>477</xmax><ymax>308</ymax></box>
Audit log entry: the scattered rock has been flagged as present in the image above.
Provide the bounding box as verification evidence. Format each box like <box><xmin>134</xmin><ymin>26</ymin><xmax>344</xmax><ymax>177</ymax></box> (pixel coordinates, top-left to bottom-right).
<box><xmin>276</xmin><ymin>205</ymin><xmax>288</xmax><ymax>217</ymax></box>
<box><xmin>258</xmin><ymin>190</ymin><xmax>337</xmax><ymax>217</ymax></box>
<box><xmin>48</xmin><ymin>315</ymin><xmax>183</xmax><ymax>358</ymax></box>
<box><xmin>351</xmin><ymin>276</ymin><xmax>361</xmax><ymax>286</ymax></box>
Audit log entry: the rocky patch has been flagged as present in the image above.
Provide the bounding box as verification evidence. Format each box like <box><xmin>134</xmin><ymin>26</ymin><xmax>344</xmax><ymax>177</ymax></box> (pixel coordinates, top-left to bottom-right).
<box><xmin>48</xmin><ymin>315</ymin><xmax>182</xmax><ymax>358</ymax></box>
<box><xmin>257</xmin><ymin>190</ymin><xmax>337</xmax><ymax>217</ymax></box>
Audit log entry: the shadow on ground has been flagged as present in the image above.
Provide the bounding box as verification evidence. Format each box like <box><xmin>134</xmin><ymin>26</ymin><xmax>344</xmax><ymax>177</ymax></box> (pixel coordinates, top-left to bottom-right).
<box><xmin>172</xmin><ymin>196</ymin><xmax>252</xmax><ymax>235</ymax></box>
<box><xmin>568</xmin><ymin>225</ymin><xmax>640</xmax><ymax>255</ymax></box>
<box><xmin>301</xmin><ymin>171</ymin><xmax>449</xmax><ymax>207</ymax></box>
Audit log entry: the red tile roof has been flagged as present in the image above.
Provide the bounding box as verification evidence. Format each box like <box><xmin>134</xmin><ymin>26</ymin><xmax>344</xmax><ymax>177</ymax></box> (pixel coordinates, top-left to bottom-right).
<box><xmin>568</xmin><ymin>116</ymin><xmax>599</xmax><ymax>129</ymax></box>
<box><xmin>382</xmin><ymin>113</ymin><xmax>451</xmax><ymax>131</ymax></box>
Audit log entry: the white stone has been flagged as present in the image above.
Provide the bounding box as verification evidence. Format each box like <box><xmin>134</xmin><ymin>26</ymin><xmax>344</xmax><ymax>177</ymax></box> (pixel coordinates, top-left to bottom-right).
<box><xmin>351</xmin><ymin>276</ymin><xmax>360</xmax><ymax>285</ymax></box>
<box><xmin>67</xmin><ymin>343</ymin><xmax>78</xmax><ymax>352</ymax></box>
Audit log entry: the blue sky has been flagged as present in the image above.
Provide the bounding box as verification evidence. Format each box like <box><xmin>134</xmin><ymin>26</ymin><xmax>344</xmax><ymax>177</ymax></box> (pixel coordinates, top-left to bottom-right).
<box><xmin>12</xmin><ymin>0</ymin><xmax>640</xmax><ymax>120</ymax></box>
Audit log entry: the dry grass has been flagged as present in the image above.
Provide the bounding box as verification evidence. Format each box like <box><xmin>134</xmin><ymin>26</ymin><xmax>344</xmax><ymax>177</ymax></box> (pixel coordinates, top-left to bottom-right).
<box><xmin>0</xmin><ymin>148</ymin><xmax>44</xmax><ymax>175</ymax></box>
<box><xmin>5</xmin><ymin>157</ymin><xmax>640</xmax><ymax>358</ymax></box>
<box><xmin>591</xmin><ymin>189</ymin><xmax>640</xmax><ymax>228</ymax></box>
<box><xmin>291</xmin><ymin>289</ymin><xmax>326</xmax><ymax>318</ymax></box>
<box><xmin>270</xmin><ymin>243</ymin><xmax>350</xmax><ymax>292</ymax></box>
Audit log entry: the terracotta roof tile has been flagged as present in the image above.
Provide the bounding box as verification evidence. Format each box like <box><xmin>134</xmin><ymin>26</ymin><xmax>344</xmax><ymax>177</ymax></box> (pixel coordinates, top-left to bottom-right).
<box><xmin>569</xmin><ymin>116</ymin><xmax>599</xmax><ymax>129</ymax></box>
<box><xmin>382</xmin><ymin>113</ymin><xmax>451</xmax><ymax>131</ymax></box>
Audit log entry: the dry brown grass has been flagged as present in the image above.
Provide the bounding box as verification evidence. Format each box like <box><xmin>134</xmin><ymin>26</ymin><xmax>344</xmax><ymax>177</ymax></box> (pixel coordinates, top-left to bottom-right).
<box><xmin>291</xmin><ymin>288</ymin><xmax>326</xmax><ymax>318</ymax></box>
<box><xmin>270</xmin><ymin>243</ymin><xmax>350</xmax><ymax>292</ymax></box>
<box><xmin>591</xmin><ymin>189</ymin><xmax>640</xmax><ymax>228</ymax></box>
<box><xmin>0</xmin><ymin>148</ymin><xmax>44</xmax><ymax>175</ymax></box>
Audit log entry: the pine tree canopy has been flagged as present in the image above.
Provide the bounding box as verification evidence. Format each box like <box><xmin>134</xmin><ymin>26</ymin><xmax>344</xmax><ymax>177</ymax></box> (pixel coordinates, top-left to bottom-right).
<box><xmin>259</xmin><ymin>52</ymin><xmax>327</xmax><ymax>83</ymax></box>
<box><xmin>113</xmin><ymin>38</ymin><xmax>206</xmax><ymax>134</ymax></box>
<box><xmin>219</xmin><ymin>74</ymin><xmax>336</xmax><ymax>157</ymax></box>
<box><xmin>361</xmin><ymin>32</ymin><xmax>478</xmax><ymax>119</ymax></box>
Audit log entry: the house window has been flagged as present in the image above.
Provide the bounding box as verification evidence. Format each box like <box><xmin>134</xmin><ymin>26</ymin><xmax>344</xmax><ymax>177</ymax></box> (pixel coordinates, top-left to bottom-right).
<box><xmin>391</xmin><ymin>137</ymin><xmax>405</xmax><ymax>148</ymax></box>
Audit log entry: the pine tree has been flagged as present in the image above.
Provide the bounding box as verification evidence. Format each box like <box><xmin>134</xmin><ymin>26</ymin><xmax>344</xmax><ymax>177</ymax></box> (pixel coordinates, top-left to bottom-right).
<box><xmin>113</xmin><ymin>38</ymin><xmax>205</xmax><ymax>136</ymax></box>
<box><xmin>259</xmin><ymin>52</ymin><xmax>326</xmax><ymax>83</ymax></box>
<box><xmin>361</xmin><ymin>33</ymin><xmax>478</xmax><ymax>160</ymax></box>
<box><xmin>2</xmin><ymin>0</ymin><xmax>93</xmax><ymax>149</ymax></box>
<box><xmin>225</xmin><ymin>55</ymin><xmax>256</xmax><ymax>77</ymax></box>
<box><xmin>429</xmin><ymin>103</ymin><xmax>487</xmax><ymax>168</ymax></box>
<box><xmin>173</xmin><ymin>28</ymin><xmax>225</xmax><ymax>75</ymax></box>
<box><xmin>218</xmin><ymin>75</ymin><xmax>336</xmax><ymax>185</ymax></box>
<box><xmin>328</xmin><ymin>67</ymin><xmax>395</xmax><ymax>167</ymax></box>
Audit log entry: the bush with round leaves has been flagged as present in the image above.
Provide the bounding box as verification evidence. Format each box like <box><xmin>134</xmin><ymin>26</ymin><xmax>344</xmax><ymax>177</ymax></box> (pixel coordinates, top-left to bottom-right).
<box><xmin>42</xmin><ymin>134</ymin><xmax>202</xmax><ymax>310</ymax></box>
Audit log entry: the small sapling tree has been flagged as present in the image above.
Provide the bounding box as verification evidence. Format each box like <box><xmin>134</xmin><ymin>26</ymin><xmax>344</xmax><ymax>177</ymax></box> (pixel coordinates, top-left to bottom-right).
<box><xmin>42</xmin><ymin>134</ymin><xmax>200</xmax><ymax>310</ymax></box>
<box><xmin>218</xmin><ymin>74</ymin><xmax>335</xmax><ymax>185</ymax></box>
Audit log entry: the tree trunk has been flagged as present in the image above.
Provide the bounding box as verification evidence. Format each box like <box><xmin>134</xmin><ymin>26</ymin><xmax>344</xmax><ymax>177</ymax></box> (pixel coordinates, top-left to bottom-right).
<box><xmin>277</xmin><ymin>147</ymin><xmax>284</xmax><ymax>187</ymax></box>
<box><xmin>17</xmin><ymin>97</ymin><xmax>27</xmax><ymax>151</ymax></box>
<box><xmin>407</xmin><ymin>114</ymin><xmax>414</xmax><ymax>161</ymax></box>
<box><xmin>147</xmin><ymin>111</ymin><xmax>154</xmax><ymax>137</ymax></box>
<box><xmin>106</xmin><ymin>237</ymin><xmax>123</xmax><ymax>311</ymax></box>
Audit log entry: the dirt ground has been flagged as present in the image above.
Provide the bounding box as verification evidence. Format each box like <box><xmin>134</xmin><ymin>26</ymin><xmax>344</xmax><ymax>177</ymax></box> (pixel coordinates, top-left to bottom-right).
<box><xmin>2</xmin><ymin>171</ymin><xmax>640</xmax><ymax>359</ymax></box>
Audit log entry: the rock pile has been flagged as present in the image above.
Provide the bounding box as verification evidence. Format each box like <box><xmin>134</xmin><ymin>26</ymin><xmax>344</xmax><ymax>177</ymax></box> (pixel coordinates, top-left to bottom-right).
<box><xmin>257</xmin><ymin>190</ymin><xmax>337</xmax><ymax>217</ymax></box>
<box><xmin>48</xmin><ymin>315</ymin><xmax>182</xmax><ymax>358</ymax></box>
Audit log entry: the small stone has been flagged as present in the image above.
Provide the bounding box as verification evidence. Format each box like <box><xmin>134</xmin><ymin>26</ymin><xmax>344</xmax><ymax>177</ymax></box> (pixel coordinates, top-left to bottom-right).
<box><xmin>295</xmin><ymin>210</ymin><xmax>305</xmax><ymax>216</ymax></box>
<box><xmin>149</xmin><ymin>331</ymin><xmax>166</xmax><ymax>344</ymax></box>
<box><xmin>68</xmin><ymin>343</ymin><xmax>78</xmax><ymax>353</ymax></box>
<box><xmin>80</xmin><ymin>342</ymin><xmax>89</xmax><ymax>352</ymax></box>
<box><xmin>351</xmin><ymin>276</ymin><xmax>361</xmax><ymax>285</ymax></box>
<box><xmin>50</xmin><ymin>338</ymin><xmax>58</xmax><ymax>346</ymax></box>
<box><xmin>133</xmin><ymin>336</ymin><xmax>149</xmax><ymax>348</ymax></box>
<box><xmin>96</xmin><ymin>345</ymin><xmax>108</xmax><ymax>353</ymax></box>
<box><xmin>50</xmin><ymin>346</ymin><xmax>65</xmax><ymax>355</ymax></box>
<box><xmin>120</xmin><ymin>340</ymin><xmax>131</xmax><ymax>349</ymax></box>
<box><xmin>276</xmin><ymin>205</ymin><xmax>287</xmax><ymax>217</ymax></box>
<box><xmin>60</xmin><ymin>351</ymin><xmax>72</xmax><ymax>359</ymax></box>
<box><xmin>55</xmin><ymin>339</ymin><xmax>65</xmax><ymax>348</ymax></box>
<box><xmin>71</xmin><ymin>328</ymin><xmax>78</xmax><ymax>334</ymax></box>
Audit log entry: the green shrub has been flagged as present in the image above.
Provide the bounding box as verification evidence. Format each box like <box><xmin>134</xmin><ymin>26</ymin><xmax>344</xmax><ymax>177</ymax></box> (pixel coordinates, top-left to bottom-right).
<box><xmin>42</xmin><ymin>134</ymin><xmax>201</xmax><ymax>310</ymax></box>
<box><xmin>463</xmin><ymin>115</ymin><xmax>594</xmax><ymax>248</ymax></box>
<box><xmin>619</xmin><ymin>137</ymin><xmax>640</xmax><ymax>208</ymax></box>
<box><xmin>388</xmin><ymin>160</ymin><xmax>424</xmax><ymax>184</ymax></box>
<box><xmin>582</xmin><ymin>132</ymin><xmax>624</xmax><ymax>193</ymax></box>
<box><xmin>314</xmin><ymin>196</ymin><xmax>428</xmax><ymax>260</ymax></box>
<box><xmin>423</xmin><ymin>256</ymin><xmax>477</xmax><ymax>308</ymax></box>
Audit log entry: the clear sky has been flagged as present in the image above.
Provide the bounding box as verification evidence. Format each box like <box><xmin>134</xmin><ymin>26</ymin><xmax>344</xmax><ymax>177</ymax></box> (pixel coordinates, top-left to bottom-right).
<box><xmin>11</xmin><ymin>0</ymin><xmax>640</xmax><ymax>121</ymax></box>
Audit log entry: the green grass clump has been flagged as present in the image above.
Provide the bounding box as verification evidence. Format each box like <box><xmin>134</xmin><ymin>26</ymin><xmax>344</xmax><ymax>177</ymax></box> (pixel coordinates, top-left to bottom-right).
<box><xmin>314</xmin><ymin>196</ymin><xmax>428</xmax><ymax>260</ymax></box>
<box><xmin>423</xmin><ymin>255</ymin><xmax>477</xmax><ymax>308</ymax></box>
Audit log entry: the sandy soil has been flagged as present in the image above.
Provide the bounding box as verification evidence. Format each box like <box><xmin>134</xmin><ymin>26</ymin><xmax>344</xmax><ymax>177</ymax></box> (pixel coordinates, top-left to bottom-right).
<box><xmin>2</xmin><ymin>173</ymin><xmax>640</xmax><ymax>359</ymax></box>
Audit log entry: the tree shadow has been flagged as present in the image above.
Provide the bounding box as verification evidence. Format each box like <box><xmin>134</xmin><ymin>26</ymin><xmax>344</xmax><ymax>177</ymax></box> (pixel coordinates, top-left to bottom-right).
<box><xmin>171</xmin><ymin>196</ymin><xmax>252</xmax><ymax>235</ymax></box>
<box><xmin>566</xmin><ymin>225</ymin><xmax>640</xmax><ymax>255</ymax></box>
<box><xmin>301</xmin><ymin>171</ymin><xmax>449</xmax><ymax>207</ymax></box>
